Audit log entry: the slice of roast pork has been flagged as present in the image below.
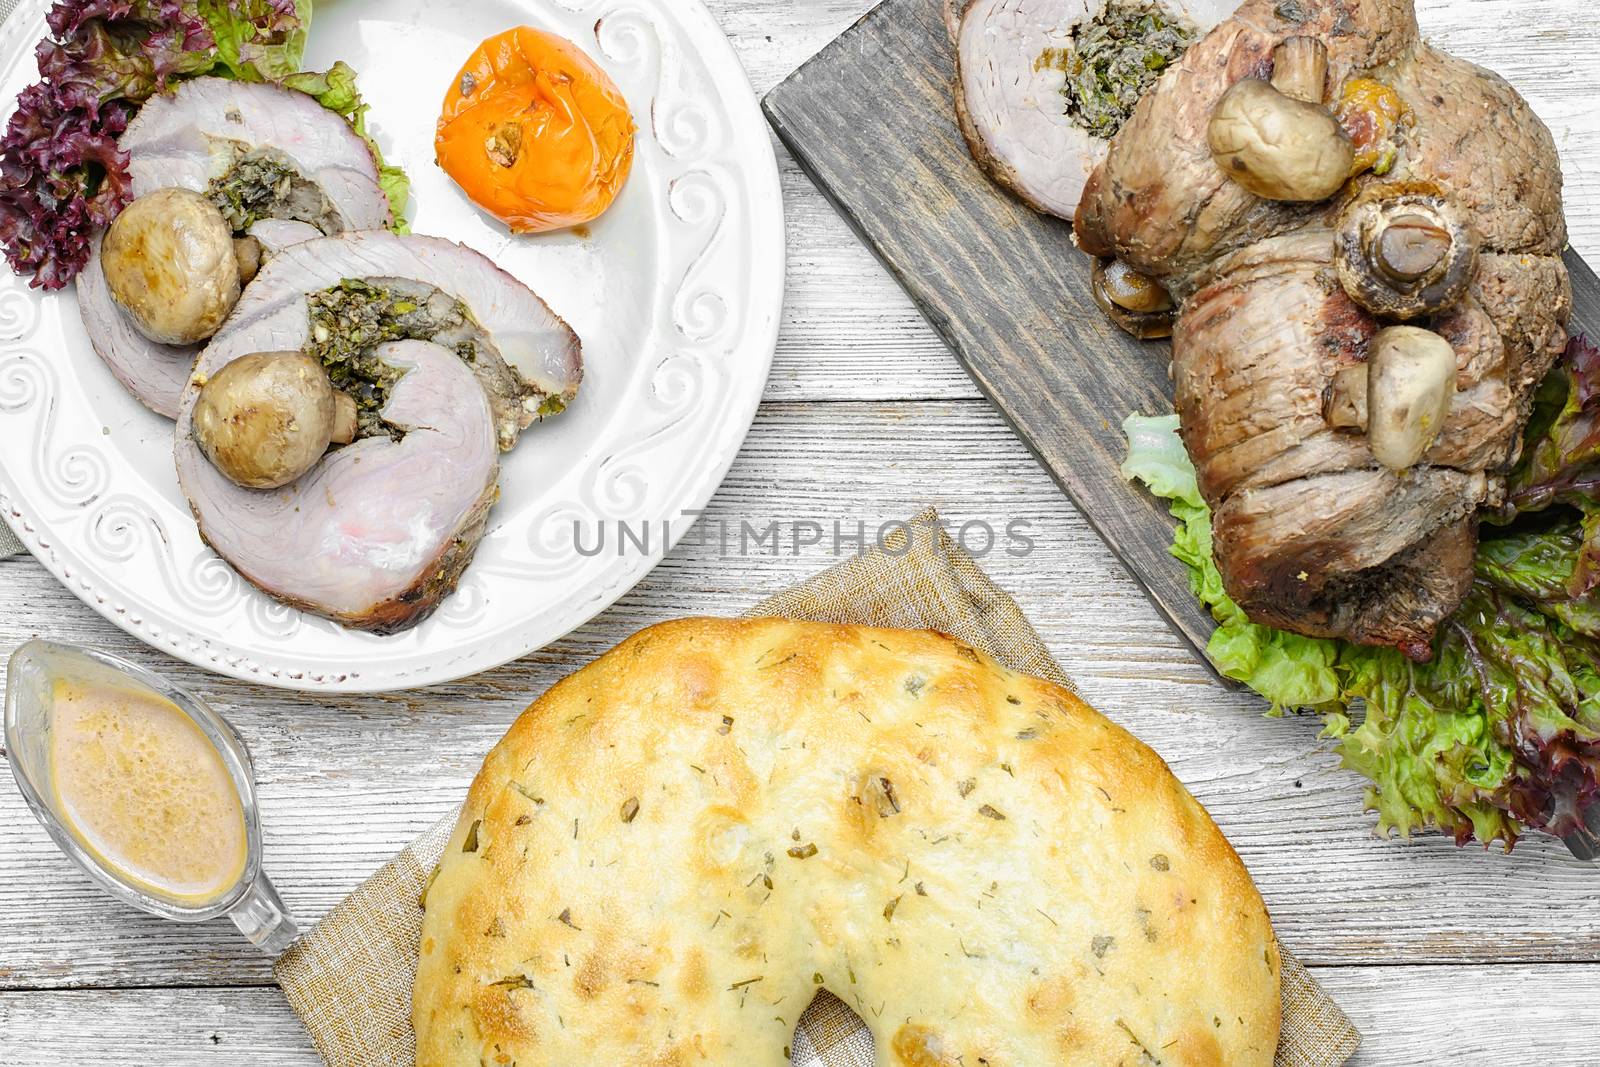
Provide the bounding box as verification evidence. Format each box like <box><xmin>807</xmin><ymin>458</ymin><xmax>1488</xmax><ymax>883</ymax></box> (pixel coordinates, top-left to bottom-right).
<box><xmin>177</xmin><ymin>340</ymin><xmax>498</xmax><ymax>633</ymax></box>
<box><xmin>955</xmin><ymin>0</ymin><xmax>1240</xmax><ymax>220</ymax></box>
<box><xmin>189</xmin><ymin>231</ymin><xmax>582</xmax><ymax>451</ymax></box>
<box><xmin>123</xmin><ymin>78</ymin><xmax>392</xmax><ymax>231</ymax></box>
<box><xmin>173</xmin><ymin>231</ymin><xmax>579</xmax><ymax>628</ymax></box>
<box><xmin>78</xmin><ymin>77</ymin><xmax>392</xmax><ymax>418</ymax></box>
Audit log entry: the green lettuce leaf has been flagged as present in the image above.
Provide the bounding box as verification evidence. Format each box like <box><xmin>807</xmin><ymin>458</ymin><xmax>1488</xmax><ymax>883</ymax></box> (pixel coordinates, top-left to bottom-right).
<box><xmin>1334</xmin><ymin>621</ymin><xmax>1518</xmax><ymax>846</ymax></box>
<box><xmin>283</xmin><ymin>61</ymin><xmax>411</xmax><ymax>233</ymax></box>
<box><xmin>1509</xmin><ymin>335</ymin><xmax>1600</xmax><ymax>513</ymax></box>
<box><xmin>1121</xmin><ymin>414</ymin><xmax>1344</xmax><ymax>712</ymax></box>
<box><xmin>1505</xmin><ymin>334</ymin><xmax>1600</xmax><ymax>596</ymax></box>
<box><xmin>1474</xmin><ymin>524</ymin><xmax>1581</xmax><ymax>600</ymax></box>
<box><xmin>198</xmin><ymin>0</ymin><xmax>311</xmax><ymax>82</ymax></box>
<box><xmin>1476</xmin><ymin>511</ymin><xmax>1600</xmax><ymax>640</ymax></box>
<box><xmin>1120</xmin><ymin>413</ymin><xmax>1203</xmax><ymax>509</ymax></box>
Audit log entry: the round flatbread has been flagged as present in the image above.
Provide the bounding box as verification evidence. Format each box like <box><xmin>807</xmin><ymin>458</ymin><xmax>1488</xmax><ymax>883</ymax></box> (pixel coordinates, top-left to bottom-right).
<box><xmin>414</xmin><ymin>617</ymin><xmax>1281</xmax><ymax>1065</ymax></box>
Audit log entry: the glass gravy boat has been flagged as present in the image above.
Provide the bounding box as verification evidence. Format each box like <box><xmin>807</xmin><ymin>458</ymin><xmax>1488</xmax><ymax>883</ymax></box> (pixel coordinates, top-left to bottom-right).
<box><xmin>3</xmin><ymin>640</ymin><xmax>297</xmax><ymax>953</ymax></box>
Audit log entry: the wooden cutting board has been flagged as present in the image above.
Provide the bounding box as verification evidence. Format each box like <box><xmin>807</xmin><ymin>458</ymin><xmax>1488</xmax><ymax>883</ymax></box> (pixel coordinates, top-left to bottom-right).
<box><xmin>762</xmin><ymin>0</ymin><xmax>1600</xmax><ymax>669</ymax></box>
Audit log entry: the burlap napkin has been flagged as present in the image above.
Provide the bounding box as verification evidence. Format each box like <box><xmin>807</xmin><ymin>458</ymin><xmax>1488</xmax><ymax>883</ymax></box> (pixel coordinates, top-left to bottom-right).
<box><xmin>275</xmin><ymin>509</ymin><xmax>1360</xmax><ymax>1066</ymax></box>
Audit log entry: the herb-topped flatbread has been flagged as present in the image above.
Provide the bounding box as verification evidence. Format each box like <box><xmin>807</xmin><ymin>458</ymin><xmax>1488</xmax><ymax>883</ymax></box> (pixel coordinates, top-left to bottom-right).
<box><xmin>413</xmin><ymin>617</ymin><xmax>1281</xmax><ymax>1065</ymax></box>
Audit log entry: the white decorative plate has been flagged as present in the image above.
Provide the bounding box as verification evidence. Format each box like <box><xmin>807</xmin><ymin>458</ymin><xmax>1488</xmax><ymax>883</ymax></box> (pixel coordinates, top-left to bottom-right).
<box><xmin>0</xmin><ymin>0</ymin><xmax>783</xmax><ymax>692</ymax></box>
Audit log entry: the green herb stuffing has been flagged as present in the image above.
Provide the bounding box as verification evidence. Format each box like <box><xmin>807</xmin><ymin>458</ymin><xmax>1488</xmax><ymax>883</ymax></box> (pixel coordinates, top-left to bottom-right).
<box><xmin>283</xmin><ymin>61</ymin><xmax>411</xmax><ymax>233</ymax></box>
<box><xmin>304</xmin><ymin>278</ymin><xmax>473</xmax><ymax>439</ymax></box>
<box><xmin>205</xmin><ymin>154</ymin><xmax>302</xmax><ymax>231</ymax></box>
<box><xmin>1121</xmin><ymin>335</ymin><xmax>1600</xmax><ymax>848</ymax></box>
<box><xmin>1056</xmin><ymin>2</ymin><xmax>1197</xmax><ymax>140</ymax></box>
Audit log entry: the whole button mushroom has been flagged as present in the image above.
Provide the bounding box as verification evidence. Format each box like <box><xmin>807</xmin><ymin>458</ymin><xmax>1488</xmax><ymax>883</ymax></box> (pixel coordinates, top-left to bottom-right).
<box><xmin>1208</xmin><ymin>79</ymin><xmax>1354</xmax><ymax>202</ymax></box>
<box><xmin>1366</xmin><ymin>326</ymin><xmax>1458</xmax><ymax>471</ymax></box>
<box><xmin>192</xmin><ymin>351</ymin><xmax>358</xmax><ymax>490</ymax></box>
<box><xmin>1335</xmin><ymin>185</ymin><xmax>1479</xmax><ymax>320</ymax></box>
<box><xmin>100</xmin><ymin>188</ymin><xmax>244</xmax><ymax>346</ymax></box>
<box><xmin>1091</xmin><ymin>257</ymin><xmax>1175</xmax><ymax>340</ymax></box>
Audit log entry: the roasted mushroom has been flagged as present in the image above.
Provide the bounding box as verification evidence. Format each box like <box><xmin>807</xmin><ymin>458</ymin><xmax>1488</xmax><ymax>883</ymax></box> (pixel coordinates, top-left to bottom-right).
<box><xmin>1335</xmin><ymin>184</ymin><xmax>1479</xmax><ymax>320</ymax></box>
<box><xmin>100</xmin><ymin>188</ymin><xmax>241</xmax><ymax>346</ymax></box>
<box><xmin>1207</xmin><ymin>78</ymin><xmax>1354</xmax><ymax>202</ymax></box>
<box><xmin>1269</xmin><ymin>36</ymin><xmax>1330</xmax><ymax>105</ymax></box>
<box><xmin>192</xmin><ymin>351</ymin><xmax>357</xmax><ymax>490</ymax></box>
<box><xmin>1325</xmin><ymin>364</ymin><xmax>1369</xmax><ymax>430</ymax></box>
<box><xmin>1366</xmin><ymin>326</ymin><xmax>1458</xmax><ymax>471</ymax></box>
<box><xmin>1092</xmin><ymin>257</ymin><xmax>1175</xmax><ymax>339</ymax></box>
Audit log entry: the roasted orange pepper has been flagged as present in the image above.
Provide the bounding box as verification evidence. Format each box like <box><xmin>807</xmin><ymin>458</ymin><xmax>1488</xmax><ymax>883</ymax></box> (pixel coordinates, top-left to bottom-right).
<box><xmin>437</xmin><ymin>27</ymin><xmax>636</xmax><ymax>233</ymax></box>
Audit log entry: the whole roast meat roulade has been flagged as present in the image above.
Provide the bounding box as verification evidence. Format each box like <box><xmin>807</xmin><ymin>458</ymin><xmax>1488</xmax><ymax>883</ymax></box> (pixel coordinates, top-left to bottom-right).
<box><xmin>1067</xmin><ymin>0</ymin><xmax>1570</xmax><ymax>657</ymax></box>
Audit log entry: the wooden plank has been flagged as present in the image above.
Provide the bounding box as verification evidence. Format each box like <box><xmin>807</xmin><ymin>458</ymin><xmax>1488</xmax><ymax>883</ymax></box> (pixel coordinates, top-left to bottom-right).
<box><xmin>4</xmin><ymin>963</ymin><xmax>1600</xmax><ymax>1066</ymax></box>
<box><xmin>765</xmin><ymin>157</ymin><xmax>983</xmax><ymax>402</ymax></box>
<box><xmin>2</xmin><ymin>402</ymin><xmax>1597</xmax><ymax>991</ymax></box>
<box><xmin>1316</xmin><ymin>963</ymin><xmax>1600</xmax><ymax>1065</ymax></box>
<box><xmin>761</xmin><ymin>0</ymin><xmax>1600</xmax><ymax>670</ymax></box>
<box><xmin>0</xmin><ymin>988</ymin><xmax>316</xmax><ymax>1065</ymax></box>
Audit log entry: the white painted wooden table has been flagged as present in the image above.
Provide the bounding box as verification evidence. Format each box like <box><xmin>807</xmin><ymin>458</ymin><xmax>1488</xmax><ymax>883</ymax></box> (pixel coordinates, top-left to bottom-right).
<box><xmin>2</xmin><ymin>2</ymin><xmax>1598</xmax><ymax>1063</ymax></box>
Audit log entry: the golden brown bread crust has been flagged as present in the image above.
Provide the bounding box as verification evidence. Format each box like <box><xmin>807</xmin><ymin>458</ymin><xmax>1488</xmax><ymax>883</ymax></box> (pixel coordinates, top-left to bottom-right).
<box><xmin>413</xmin><ymin>618</ymin><xmax>1281</xmax><ymax>1065</ymax></box>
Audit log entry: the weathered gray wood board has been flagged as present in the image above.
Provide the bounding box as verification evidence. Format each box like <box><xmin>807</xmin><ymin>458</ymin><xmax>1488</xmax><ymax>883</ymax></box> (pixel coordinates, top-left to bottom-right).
<box><xmin>763</xmin><ymin>0</ymin><xmax>1600</xmax><ymax>668</ymax></box>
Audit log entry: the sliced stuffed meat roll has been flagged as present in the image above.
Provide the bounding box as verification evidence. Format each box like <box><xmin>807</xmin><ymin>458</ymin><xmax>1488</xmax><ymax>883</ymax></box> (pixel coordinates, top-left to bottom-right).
<box><xmin>178</xmin><ymin>340</ymin><xmax>498</xmax><ymax>633</ymax></box>
<box><xmin>123</xmin><ymin>78</ymin><xmax>392</xmax><ymax>231</ymax></box>
<box><xmin>187</xmin><ymin>231</ymin><xmax>581</xmax><ymax>450</ymax></box>
<box><xmin>174</xmin><ymin>231</ymin><xmax>581</xmax><ymax>630</ymax></box>
<box><xmin>78</xmin><ymin>77</ymin><xmax>393</xmax><ymax>418</ymax></box>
